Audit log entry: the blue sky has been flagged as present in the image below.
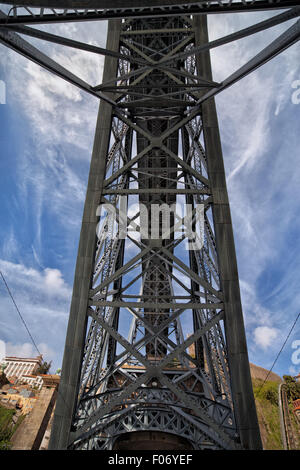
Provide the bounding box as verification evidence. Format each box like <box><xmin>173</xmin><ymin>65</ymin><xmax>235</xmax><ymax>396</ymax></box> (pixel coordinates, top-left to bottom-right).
<box><xmin>0</xmin><ymin>9</ymin><xmax>299</xmax><ymax>379</ymax></box>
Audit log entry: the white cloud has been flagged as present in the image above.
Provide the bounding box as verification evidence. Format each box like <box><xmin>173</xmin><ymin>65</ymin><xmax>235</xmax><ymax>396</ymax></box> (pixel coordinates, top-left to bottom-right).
<box><xmin>253</xmin><ymin>326</ymin><xmax>279</xmax><ymax>350</ymax></box>
<box><xmin>4</xmin><ymin>341</ymin><xmax>55</xmax><ymax>361</ymax></box>
<box><xmin>26</xmin><ymin>60</ymin><xmax>82</xmax><ymax>102</ymax></box>
<box><xmin>0</xmin><ymin>22</ymin><xmax>107</xmax><ymax>156</ymax></box>
<box><xmin>44</xmin><ymin>268</ymin><xmax>69</xmax><ymax>294</ymax></box>
<box><xmin>0</xmin><ymin>259</ymin><xmax>71</xmax><ymax>303</ymax></box>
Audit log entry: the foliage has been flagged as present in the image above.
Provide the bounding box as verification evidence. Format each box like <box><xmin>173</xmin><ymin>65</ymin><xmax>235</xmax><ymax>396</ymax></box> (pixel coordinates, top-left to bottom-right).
<box><xmin>252</xmin><ymin>377</ymin><xmax>300</xmax><ymax>450</ymax></box>
<box><xmin>283</xmin><ymin>375</ymin><xmax>300</xmax><ymax>402</ymax></box>
<box><xmin>0</xmin><ymin>405</ymin><xmax>15</xmax><ymax>450</ymax></box>
<box><xmin>252</xmin><ymin>378</ymin><xmax>283</xmax><ymax>450</ymax></box>
<box><xmin>0</xmin><ymin>371</ymin><xmax>9</xmax><ymax>388</ymax></box>
<box><xmin>36</xmin><ymin>361</ymin><xmax>52</xmax><ymax>375</ymax></box>
<box><xmin>253</xmin><ymin>379</ymin><xmax>279</xmax><ymax>406</ymax></box>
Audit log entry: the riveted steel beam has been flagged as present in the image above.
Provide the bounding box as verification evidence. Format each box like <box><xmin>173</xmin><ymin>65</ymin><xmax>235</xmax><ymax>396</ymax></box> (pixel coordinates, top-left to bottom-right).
<box><xmin>0</xmin><ymin>1</ymin><xmax>300</xmax><ymax>27</ymax></box>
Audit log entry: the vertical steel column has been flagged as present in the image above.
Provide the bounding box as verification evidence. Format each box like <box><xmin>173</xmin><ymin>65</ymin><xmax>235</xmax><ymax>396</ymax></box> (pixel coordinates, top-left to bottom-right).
<box><xmin>193</xmin><ymin>15</ymin><xmax>262</xmax><ymax>450</ymax></box>
<box><xmin>49</xmin><ymin>20</ymin><xmax>121</xmax><ymax>450</ymax></box>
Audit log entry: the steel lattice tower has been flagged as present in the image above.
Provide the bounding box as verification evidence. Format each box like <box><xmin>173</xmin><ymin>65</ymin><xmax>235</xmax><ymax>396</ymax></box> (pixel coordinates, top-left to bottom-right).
<box><xmin>1</xmin><ymin>0</ymin><xmax>300</xmax><ymax>451</ymax></box>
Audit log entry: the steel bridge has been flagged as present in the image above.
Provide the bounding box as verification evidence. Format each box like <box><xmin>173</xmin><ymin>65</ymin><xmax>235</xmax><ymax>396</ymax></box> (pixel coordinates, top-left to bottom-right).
<box><xmin>1</xmin><ymin>0</ymin><xmax>299</xmax><ymax>451</ymax></box>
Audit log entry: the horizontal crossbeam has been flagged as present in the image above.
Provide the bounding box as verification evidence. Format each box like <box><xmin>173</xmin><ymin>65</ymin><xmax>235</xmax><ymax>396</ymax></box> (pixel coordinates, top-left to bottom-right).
<box><xmin>89</xmin><ymin>300</ymin><xmax>223</xmax><ymax>310</ymax></box>
<box><xmin>0</xmin><ymin>1</ymin><xmax>299</xmax><ymax>26</ymax></box>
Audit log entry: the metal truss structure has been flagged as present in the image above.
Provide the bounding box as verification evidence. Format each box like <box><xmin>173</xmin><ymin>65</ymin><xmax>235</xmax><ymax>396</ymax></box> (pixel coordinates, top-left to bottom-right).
<box><xmin>1</xmin><ymin>1</ymin><xmax>299</xmax><ymax>451</ymax></box>
<box><xmin>0</xmin><ymin>1</ymin><xmax>300</xmax><ymax>24</ymax></box>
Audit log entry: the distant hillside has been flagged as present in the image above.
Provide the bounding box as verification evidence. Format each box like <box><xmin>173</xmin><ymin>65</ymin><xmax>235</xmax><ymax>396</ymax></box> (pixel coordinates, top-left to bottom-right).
<box><xmin>250</xmin><ymin>363</ymin><xmax>282</xmax><ymax>384</ymax></box>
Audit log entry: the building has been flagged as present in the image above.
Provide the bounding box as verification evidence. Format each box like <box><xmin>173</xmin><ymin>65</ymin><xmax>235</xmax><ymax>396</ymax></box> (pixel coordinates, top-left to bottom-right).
<box><xmin>21</xmin><ymin>374</ymin><xmax>44</xmax><ymax>390</ymax></box>
<box><xmin>0</xmin><ymin>355</ymin><xmax>43</xmax><ymax>381</ymax></box>
<box><xmin>292</xmin><ymin>399</ymin><xmax>300</xmax><ymax>423</ymax></box>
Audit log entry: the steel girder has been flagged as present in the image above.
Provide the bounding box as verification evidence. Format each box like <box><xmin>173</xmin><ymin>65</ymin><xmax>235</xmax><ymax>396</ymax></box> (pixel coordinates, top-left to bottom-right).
<box><xmin>1</xmin><ymin>1</ymin><xmax>299</xmax><ymax>452</ymax></box>
<box><xmin>0</xmin><ymin>1</ymin><xmax>300</xmax><ymax>26</ymax></box>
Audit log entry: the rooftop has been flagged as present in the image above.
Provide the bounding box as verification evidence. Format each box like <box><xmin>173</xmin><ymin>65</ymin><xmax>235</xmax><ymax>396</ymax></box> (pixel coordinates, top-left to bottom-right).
<box><xmin>1</xmin><ymin>355</ymin><xmax>43</xmax><ymax>363</ymax></box>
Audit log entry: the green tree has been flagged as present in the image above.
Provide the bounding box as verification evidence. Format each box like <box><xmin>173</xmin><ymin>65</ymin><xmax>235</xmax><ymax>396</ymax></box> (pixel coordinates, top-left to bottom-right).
<box><xmin>283</xmin><ymin>375</ymin><xmax>300</xmax><ymax>402</ymax></box>
<box><xmin>36</xmin><ymin>361</ymin><xmax>52</xmax><ymax>375</ymax></box>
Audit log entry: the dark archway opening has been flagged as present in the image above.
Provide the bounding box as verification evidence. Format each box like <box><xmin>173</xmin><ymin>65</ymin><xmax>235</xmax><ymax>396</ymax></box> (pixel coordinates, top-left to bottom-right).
<box><xmin>112</xmin><ymin>431</ymin><xmax>194</xmax><ymax>450</ymax></box>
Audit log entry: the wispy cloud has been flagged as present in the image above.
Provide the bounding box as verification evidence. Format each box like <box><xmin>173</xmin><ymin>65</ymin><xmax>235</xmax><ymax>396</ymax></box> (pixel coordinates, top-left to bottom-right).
<box><xmin>0</xmin><ymin>21</ymin><xmax>109</xmax><ymax>272</ymax></box>
<box><xmin>208</xmin><ymin>12</ymin><xmax>300</xmax><ymax>373</ymax></box>
<box><xmin>0</xmin><ymin>21</ymin><xmax>109</xmax><ymax>370</ymax></box>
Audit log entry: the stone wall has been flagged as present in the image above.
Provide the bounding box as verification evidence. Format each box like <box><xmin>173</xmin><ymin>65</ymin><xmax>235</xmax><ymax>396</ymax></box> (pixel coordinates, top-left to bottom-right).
<box><xmin>11</xmin><ymin>384</ymin><xmax>57</xmax><ymax>450</ymax></box>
